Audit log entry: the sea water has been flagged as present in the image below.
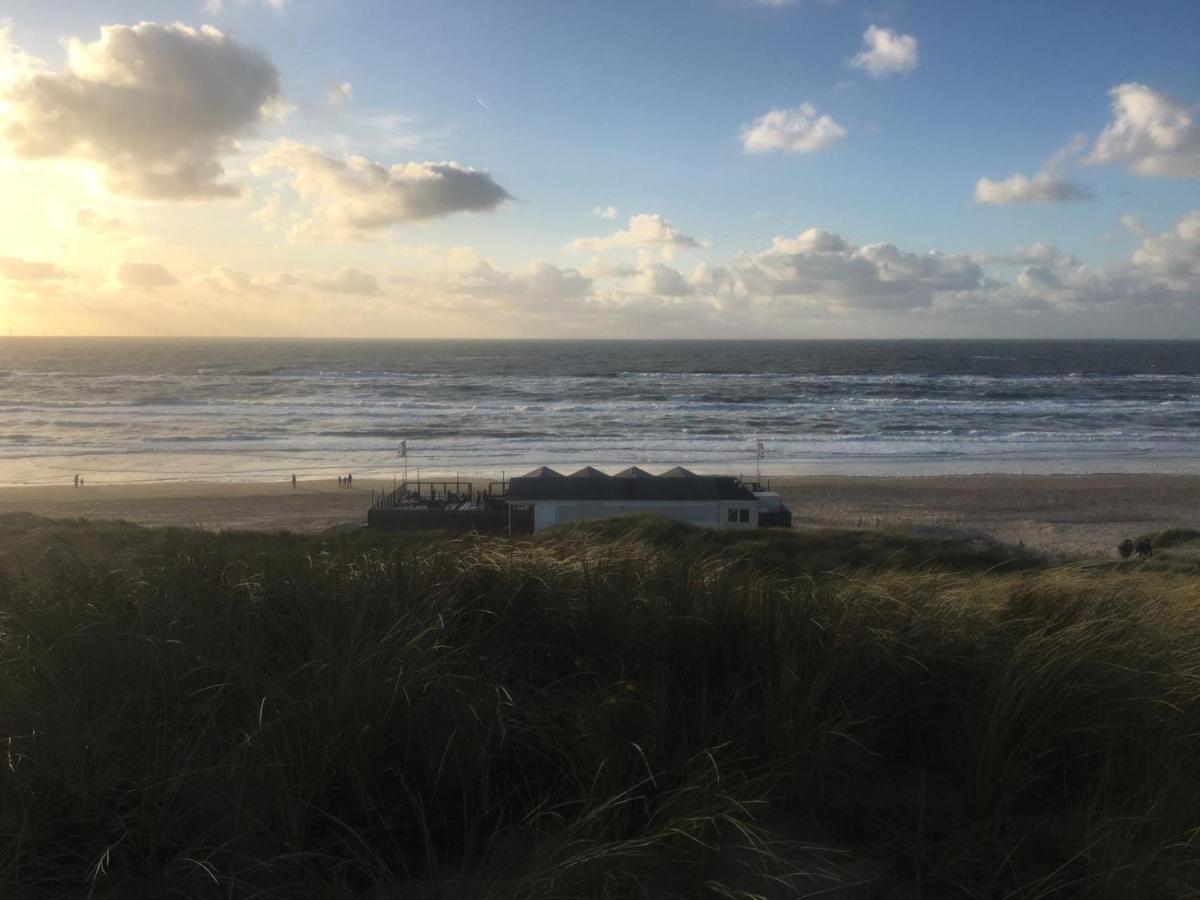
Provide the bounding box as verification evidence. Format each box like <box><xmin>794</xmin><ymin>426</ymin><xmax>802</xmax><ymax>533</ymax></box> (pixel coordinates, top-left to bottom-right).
<box><xmin>1</xmin><ymin>338</ymin><xmax>1198</xmax><ymax>485</ymax></box>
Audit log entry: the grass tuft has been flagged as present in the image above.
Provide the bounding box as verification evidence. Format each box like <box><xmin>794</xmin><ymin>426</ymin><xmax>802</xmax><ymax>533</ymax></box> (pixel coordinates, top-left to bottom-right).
<box><xmin>0</xmin><ymin>513</ymin><xmax>1197</xmax><ymax>897</ymax></box>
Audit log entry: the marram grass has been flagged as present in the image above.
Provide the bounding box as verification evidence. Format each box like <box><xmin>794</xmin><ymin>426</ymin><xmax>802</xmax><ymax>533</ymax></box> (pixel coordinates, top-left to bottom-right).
<box><xmin>1</xmin><ymin>513</ymin><xmax>1198</xmax><ymax>897</ymax></box>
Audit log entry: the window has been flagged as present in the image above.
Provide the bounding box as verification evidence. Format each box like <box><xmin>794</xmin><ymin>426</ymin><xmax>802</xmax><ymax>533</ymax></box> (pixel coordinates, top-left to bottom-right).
<box><xmin>738</xmin><ymin>508</ymin><xmax>750</xmax><ymax>523</ymax></box>
<box><xmin>727</xmin><ymin>508</ymin><xmax>738</xmax><ymax>523</ymax></box>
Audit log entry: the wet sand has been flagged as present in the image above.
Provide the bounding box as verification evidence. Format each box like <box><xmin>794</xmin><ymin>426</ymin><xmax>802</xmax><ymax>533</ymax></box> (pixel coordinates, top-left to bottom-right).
<box><xmin>0</xmin><ymin>473</ymin><xmax>1196</xmax><ymax>558</ymax></box>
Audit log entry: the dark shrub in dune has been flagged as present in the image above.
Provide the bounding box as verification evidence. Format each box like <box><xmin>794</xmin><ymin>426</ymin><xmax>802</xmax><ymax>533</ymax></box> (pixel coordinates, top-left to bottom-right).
<box><xmin>1</xmin><ymin>513</ymin><xmax>1198</xmax><ymax>897</ymax></box>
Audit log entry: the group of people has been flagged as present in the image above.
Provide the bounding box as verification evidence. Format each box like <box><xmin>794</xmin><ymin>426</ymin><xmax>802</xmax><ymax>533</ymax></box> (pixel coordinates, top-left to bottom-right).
<box><xmin>1118</xmin><ymin>538</ymin><xmax>1153</xmax><ymax>560</ymax></box>
<box><xmin>289</xmin><ymin>473</ymin><xmax>356</xmax><ymax>488</ymax></box>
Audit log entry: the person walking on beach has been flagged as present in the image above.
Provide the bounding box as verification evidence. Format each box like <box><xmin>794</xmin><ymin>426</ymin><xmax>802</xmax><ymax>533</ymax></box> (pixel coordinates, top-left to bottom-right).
<box><xmin>73</xmin><ymin>474</ymin><xmax>79</xmax><ymax>489</ymax></box>
<box><xmin>291</xmin><ymin>473</ymin><xmax>297</xmax><ymax>488</ymax></box>
<box><xmin>338</xmin><ymin>475</ymin><xmax>343</xmax><ymax>488</ymax></box>
<box><xmin>347</xmin><ymin>473</ymin><xmax>353</xmax><ymax>489</ymax></box>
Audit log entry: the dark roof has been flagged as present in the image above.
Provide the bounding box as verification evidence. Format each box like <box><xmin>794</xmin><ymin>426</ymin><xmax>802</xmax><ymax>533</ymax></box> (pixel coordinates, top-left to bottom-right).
<box><xmin>521</xmin><ymin>466</ymin><xmax>564</xmax><ymax>479</ymax></box>
<box><xmin>660</xmin><ymin>466</ymin><xmax>699</xmax><ymax>478</ymax></box>
<box><xmin>568</xmin><ymin>466</ymin><xmax>611</xmax><ymax>478</ymax></box>
<box><xmin>614</xmin><ymin>466</ymin><xmax>654</xmax><ymax>478</ymax></box>
<box><xmin>508</xmin><ymin>468</ymin><xmax>756</xmax><ymax>503</ymax></box>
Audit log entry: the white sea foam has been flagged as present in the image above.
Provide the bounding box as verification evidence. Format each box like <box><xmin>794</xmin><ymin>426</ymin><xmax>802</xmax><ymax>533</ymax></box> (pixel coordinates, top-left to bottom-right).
<box><xmin>1</xmin><ymin>338</ymin><xmax>1199</xmax><ymax>484</ymax></box>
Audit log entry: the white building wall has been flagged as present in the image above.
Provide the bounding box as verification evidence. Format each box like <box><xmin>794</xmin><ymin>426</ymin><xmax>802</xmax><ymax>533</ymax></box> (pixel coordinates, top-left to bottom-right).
<box><xmin>527</xmin><ymin>499</ymin><xmax>758</xmax><ymax>532</ymax></box>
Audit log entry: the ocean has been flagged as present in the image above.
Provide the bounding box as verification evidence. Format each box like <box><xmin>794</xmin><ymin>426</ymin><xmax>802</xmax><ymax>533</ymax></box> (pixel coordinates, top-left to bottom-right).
<box><xmin>1</xmin><ymin>338</ymin><xmax>1198</xmax><ymax>485</ymax></box>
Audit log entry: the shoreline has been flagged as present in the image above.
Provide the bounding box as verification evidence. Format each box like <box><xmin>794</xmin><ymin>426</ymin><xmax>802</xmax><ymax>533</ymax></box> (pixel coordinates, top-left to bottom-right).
<box><xmin>0</xmin><ymin>472</ymin><xmax>1196</xmax><ymax>558</ymax></box>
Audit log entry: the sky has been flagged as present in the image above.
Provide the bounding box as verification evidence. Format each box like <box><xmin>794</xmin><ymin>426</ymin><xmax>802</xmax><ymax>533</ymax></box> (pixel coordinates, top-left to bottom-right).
<box><xmin>0</xmin><ymin>0</ymin><xmax>1198</xmax><ymax>338</ymax></box>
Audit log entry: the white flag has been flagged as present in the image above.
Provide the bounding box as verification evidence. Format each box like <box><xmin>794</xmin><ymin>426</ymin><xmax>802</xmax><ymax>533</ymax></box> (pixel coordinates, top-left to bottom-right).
<box><xmin>756</xmin><ymin>441</ymin><xmax>765</xmax><ymax>460</ymax></box>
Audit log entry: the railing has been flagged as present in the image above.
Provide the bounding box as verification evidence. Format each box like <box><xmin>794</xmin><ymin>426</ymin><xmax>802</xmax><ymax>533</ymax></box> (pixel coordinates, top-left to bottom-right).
<box><xmin>370</xmin><ymin>480</ymin><xmax>509</xmax><ymax>512</ymax></box>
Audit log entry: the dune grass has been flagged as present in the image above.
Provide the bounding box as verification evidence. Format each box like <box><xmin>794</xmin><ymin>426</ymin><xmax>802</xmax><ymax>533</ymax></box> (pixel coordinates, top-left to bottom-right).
<box><xmin>2</xmin><ymin>513</ymin><xmax>1199</xmax><ymax>897</ymax></box>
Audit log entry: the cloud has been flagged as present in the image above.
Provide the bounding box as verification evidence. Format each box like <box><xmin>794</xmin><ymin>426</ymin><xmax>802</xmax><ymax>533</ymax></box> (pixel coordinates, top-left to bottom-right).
<box><xmin>1088</xmin><ymin>83</ymin><xmax>1200</xmax><ymax>178</ymax></box>
<box><xmin>975</xmin><ymin>135</ymin><xmax>1093</xmax><ymax>205</ymax></box>
<box><xmin>971</xmin><ymin>210</ymin><xmax>1200</xmax><ymax>311</ymax></box>
<box><xmin>1121</xmin><ymin>212</ymin><xmax>1147</xmax><ymax>237</ymax></box>
<box><xmin>0</xmin><ymin>21</ymin><xmax>41</xmax><ymax>88</ymax></box>
<box><xmin>740</xmin><ymin>104</ymin><xmax>846</xmax><ymax>154</ymax></box>
<box><xmin>75</xmin><ymin>208</ymin><xmax>128</xmax><ymax>234</ymax></box>
<box><xmin>979</xmin><ymin>242</ymin><xmax>1077</xmax><ymax>267</ymax></box>
<box><xmin>593</xmin><ymin>204</ymin><xmax>619</xmax><ymax>220</ymax></box>
<box><xmin>1</xmin><ymin>22</ymin><xmax>282</xmax><ymax>199</ymax></box>
<box><xmin>731</xmin><ymin>228</ymin><xmax>986</xmax><ymax>311</ymax></box>
<box><xmin>309</xmin><ymin>267</ymin><xmax>381</xmax><ymax>295</ymax></box>
<box><xmin>327</xmin><ymin>81</ymin><xmax>353</xmax><ymax>108</ymax></box>
<box><xmin>254</xmin><ymin>141</ymin><xmax>512</xmax><ymax>239</ymax></box>
<box><xmin>1131</xmin><ymin>209</ymin><xmax>1200</xmax><ymax>289</ymax></box>
<box><xmin>392</xmin><ymin>253</ymin><xmax>592</xmax><ymax>312</ymax></box>
<box><xmin>849</xmin><ymin>25</ymin><xmax>918</xmax><ymax>78</ymax></box>
<box><xmin>182</xmin><ymin>209</ymin><xmax>1200</xmax><ymax>334</ymax></box>
<box><xmin>0</xmin><ymin>255</ymin><xmax>73</xmax><ymax>282</ymax></box>
<box><xmin>568</xmin><ymin>213</ymin><xmax>700</xmax><ymax>255</ymax></box>
<box><xmin>200</xmin><ymin>265</ymin><xmax>381</xmax><ymax>296</ymax></box>
<box><xmin>632</xmin><ymin>262</ymin><xmax>691</xmax><ymax>297</ymax></box>
<box><xmin>204</xmin><ymin>0</ymin><xmax>288</xmax><ymax>12</ymax></box>
<box><xmin>974</xmin><ymin>171</ymin><xmax>1093</xmax><ymax>205</ymax></box>
<box><xmin>111</xmin><ymin>260</ymin><xmax>178</xmax><ymax>290</ymax></box>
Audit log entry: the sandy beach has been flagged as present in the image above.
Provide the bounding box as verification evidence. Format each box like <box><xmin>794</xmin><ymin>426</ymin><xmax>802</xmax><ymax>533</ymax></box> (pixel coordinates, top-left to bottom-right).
<box><xmin>1</xmin><ymin>472</ymin><xmax>1196</xmax><ymax>558</ymax></box>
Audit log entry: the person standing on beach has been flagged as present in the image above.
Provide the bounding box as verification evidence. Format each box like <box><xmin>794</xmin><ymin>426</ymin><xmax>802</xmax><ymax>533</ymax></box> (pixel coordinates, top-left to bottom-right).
<box><xmin>73</xmin><ymin>474</ymin><xmax>79</xmax><ymax>489</ymax></box>
<box><xmin>292</xmin><ymin>473</ymin><xmax>297</xmax><ymax>488</ymax></box>
<box><xmin>347</xmin><ymin>473</ymin><xmax>353</xmax><ymax>489</ymax></box>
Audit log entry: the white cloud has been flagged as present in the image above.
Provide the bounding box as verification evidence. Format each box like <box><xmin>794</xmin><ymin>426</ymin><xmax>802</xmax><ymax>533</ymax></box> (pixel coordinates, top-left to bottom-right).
<box><xmin>204</xmin><ymin>0</ymin><xmax>287</xmax><ymax>12</ymax></box>
<box><xmin>328</xmin><ymin>81</ymin><xmax>353</xmax><ymax>108</ymax></box>
<box><xmin>732</xmin><ymin>228</ymin><xmax>985</xmax><ymax>311</ymax></box>
<box><xmin>393</xmin><ymin>252</ymin><xmax>592</xmax><ymax>313</ymax></box>
<box><xmin>0</xmin><ymin>22</ymin><xmax>282</xmax><ymax>198</ymax></box>
<box><xmin>254</xmin><ymin>141</ymin><xmax>512</xmax><ymax>239</ymax></box>
<box><xmin>1131</xmin><ymin>209</ymin><xmax>1200</xmax><ymax>289</ymax></box>
<box><xmin>183</xmin><ymin>209</ymin><xmax>1200</xmax><ymax>334</ymax></box>
<box><xmin>309</xmin><ymin>267</ymin><xmax>381</xmax><ymax>296</ymax></box>
<box><xmin>568</xmin><ymin>213</ymin><xmax>700</xmax><ymax>255</ymax></box>
<box><xmin>979</xmin><ymin>242</ymin><xmax>1077</xmax><ymax>267</ymax></box>
<box><xmin>75</xmin><ymin>208</ymin><xmax>127</xmax><ymax>235</ymax></box>
<box><xmin>0</xmin><ymin>21</ymin><xmax>42</xmax><ymax>88</ymax></box>
<box><xmin>593</xmin><ymin>204</ymin><xmax>618</xmax><ymax>220</ymax></box>
<box><xmin>111</xmin><ymin>260</ymin><xmax>178</xmax><ymax>290</ymax></box>
<box><xmin>975</xmin><ymin>135</ymin><xmax>1093</xmax><ymax>205</ymax></box>
<box><xmin>1121</xmin><ymin>213</ymin><xmax>1147</xmax><ymax>237</ymax></box>
<box><xmin>849</xmin><ymin>25</ymin><xmax>918</xmax><ymax>78</ymax></box>
<box><xmin>974</xmin><ymin>171</ymin><xmax>1093</xmax><ymax>205</ymax></box>
<box><xmin>632</xmin><ymin>262</ymin><xmax>691</xmax><ymax>297</ymax></box>
<box><xmin>0</xmin><ymin>255</ymin><xmax>73</xmax><ymax>282</ymax></box>
<box><xmin>1088</xmin><ymin>83</ymin><xmax>1200</xmax><ymax>178</ymax></box>
<box><xmin>740</xmin><ymin>104</ymin><xmax>846</xmax><ymax>154</ymax></box>
<box><xmin>200</xmin><ymin>265</ymin><xmax>381</xmax><ymax>296</ymax></box>
<box><xmin>976</xmin><ymin>210</ymin><xmax>1200</xmax><ymax>311</ymax></box>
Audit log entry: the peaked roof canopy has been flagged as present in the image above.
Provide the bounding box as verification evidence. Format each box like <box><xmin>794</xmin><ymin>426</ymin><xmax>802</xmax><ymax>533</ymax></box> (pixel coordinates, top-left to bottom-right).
<box><xmin>508</xmin><ymin>467</ymin><xmax>756</xmax><ymax>503</ymax></box>
<box><xmin>568</xmin><ymin>466</ymin><xmax>611</xmax><ymax>478</ymax></box>
<box><xmin>521</xmin><ymin>466</ymin><xmax>564</xmax><ymax>478</ymax></box>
